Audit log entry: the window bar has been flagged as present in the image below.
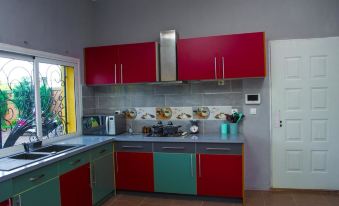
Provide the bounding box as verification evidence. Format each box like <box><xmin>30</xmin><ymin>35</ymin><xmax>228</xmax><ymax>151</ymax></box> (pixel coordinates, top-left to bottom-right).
<box><xmin>33</xmin><ymin>57</ymin><xmax>43</xmax><ymax>139</ymax></box>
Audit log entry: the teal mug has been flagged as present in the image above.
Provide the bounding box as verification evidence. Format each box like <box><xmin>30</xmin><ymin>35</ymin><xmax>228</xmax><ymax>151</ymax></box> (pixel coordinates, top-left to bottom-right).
<box><xmin>229</xmin><ymin>123</ymin><xmax>238</xmax><ymax>135</ymax></box>
<box><xmin>220</xmin><ymin>123</ymin><xmax>228</xmax><ymax>135</ymax></box>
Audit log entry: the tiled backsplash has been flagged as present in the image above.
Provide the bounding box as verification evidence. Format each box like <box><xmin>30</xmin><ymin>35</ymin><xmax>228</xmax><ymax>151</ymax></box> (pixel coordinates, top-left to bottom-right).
<box><xmin>82</xmin><ymin>80</ymin><xmax>244</xmax><ymax>134</ymax></box>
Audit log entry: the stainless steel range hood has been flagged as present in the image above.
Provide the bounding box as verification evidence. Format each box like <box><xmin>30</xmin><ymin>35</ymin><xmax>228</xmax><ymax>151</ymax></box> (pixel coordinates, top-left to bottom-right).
<box><xmin>159</xmin><ymin>30</ymin><xmax>181</xmax><ymax>83</ymax></box>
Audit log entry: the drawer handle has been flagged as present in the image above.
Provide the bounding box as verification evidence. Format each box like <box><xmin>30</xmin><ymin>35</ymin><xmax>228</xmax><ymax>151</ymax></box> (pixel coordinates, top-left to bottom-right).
<box><xmin>122</xmin><ymin>146</ymin><xmax>144</xmax><ymax>149</ymax></box>
<box><xmin>206</xmin><ymin>148</ymin><xmax>231</xmax><ymax>151</ymax></box>
<box><xmin>162</xmin><ymin>146</ymin><xmax>185</xmax><ymax>150</ymax></box>
<box><xmin>70</xmin><ymin>159</ymin><xmax>81</xmax><ymax>165</ymax></box>
<box><xmin>29</xmin><ymin>174</ymin><xmax>45</xmax><ymax>182</ymax></box>
<box><xmin>100</xmin><ymin>149</ymin><xmax>107</xmax><ymax>154</ymax></box>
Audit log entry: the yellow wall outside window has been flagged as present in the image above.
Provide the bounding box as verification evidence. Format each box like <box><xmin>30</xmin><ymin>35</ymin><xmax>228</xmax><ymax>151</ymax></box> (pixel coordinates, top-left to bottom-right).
<box><xmin>61</xmin><ymin>66</ymin><xmax>76</xmax><ymax>134</ymax></box>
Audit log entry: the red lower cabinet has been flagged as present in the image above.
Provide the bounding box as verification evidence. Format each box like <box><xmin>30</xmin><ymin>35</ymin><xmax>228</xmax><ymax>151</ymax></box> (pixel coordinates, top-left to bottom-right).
<box><xmin>196</xmin><ymin>154</ymin><xmax>243</xmax><ymax>198</ymax></box>
<box><xmin>115</xmin><ymin>152</ymin><xmax>154</xmax><ymax>192</ymax></box>
<box><xmin>59</xmin><ymin>163</ymin><xmax>92</xmax><ymax>206</ymax></box>
<box><xmin>0</xmin><ymin>200</ymin><xmax>10</xmax><ymax>206</ymax></box>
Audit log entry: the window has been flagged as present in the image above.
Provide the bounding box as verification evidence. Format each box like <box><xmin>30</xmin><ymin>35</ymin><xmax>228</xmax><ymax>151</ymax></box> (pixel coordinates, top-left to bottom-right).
<box><xmin>0</xmin><ymin>52</ymin><xmax>79</xmax><ymax>149</ymax></box>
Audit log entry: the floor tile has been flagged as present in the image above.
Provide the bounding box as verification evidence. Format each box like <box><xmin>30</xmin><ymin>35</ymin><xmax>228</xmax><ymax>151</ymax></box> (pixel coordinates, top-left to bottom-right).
<box><xmin>292</xmin><ymin>192</ymin><xmax>329</xmax><ymax>206</ymax></box>
<box><xmin>263</xmin><ymin>191</ymin><xmax>296</xmax><ymax>206</ymax></box>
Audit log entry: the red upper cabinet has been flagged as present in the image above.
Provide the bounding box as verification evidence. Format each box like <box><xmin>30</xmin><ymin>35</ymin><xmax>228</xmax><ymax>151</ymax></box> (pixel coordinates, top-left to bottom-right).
<box><xmin>85</xmin><ymin>46</ymin><xmax>118</xmax><ymax>85</ymax></box>
<box><xmin>196</xmin><ymin>154</ymin><xmax>243</xmax><ymax>198</ymax></box>
<box><xmin>219</xmin><ymin>32</ymin><xmax>266</xmax><ymax>78</ymax></box>
<box><xmin>177</xmin><ymin>36</ymin><xmax>220</xmax><ymax>81</ymax></box>
<box><xmin>85</xmin><ymin>42</ymin><xmax>157</xmax><ymax>85</ymax></box>
<box><xmin>177</xmin><ymin>32</ymin><xmax>266</xmax><ymax>81</ymax></box>
<box><xmin>119</xmin><ymin>42</ymin><xmax>158</xmax><ymax>84</ymax></box>
<box><xmin>115</xmin><ymin>152</ymin><xmax>154</xmax><ymax>192</ymax></box>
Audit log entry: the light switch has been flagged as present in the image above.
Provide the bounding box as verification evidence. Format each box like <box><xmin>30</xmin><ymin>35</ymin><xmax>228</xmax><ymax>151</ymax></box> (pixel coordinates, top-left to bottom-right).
<box><xmin>250</xmin><ymin>108</ymin><xmax>257</xmax><ymax>115</ymax></box>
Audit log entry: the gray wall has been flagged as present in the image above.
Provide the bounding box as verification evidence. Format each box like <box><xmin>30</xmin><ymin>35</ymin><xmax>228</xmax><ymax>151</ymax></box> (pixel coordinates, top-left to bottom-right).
<box><xmin>0</xmin><ymin>0</ymin><xmax>94</xmax><ymax>81</ymax></box>
<box><xmin>90</xmin><ymin>0</ymin><xmax>339</xmax><ymax>190</ymax></box>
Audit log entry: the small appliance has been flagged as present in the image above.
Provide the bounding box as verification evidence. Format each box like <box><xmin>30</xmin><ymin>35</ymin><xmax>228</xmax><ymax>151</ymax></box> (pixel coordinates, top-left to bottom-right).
<box><xmin>82</xmin><ymin>114</ymin><xmax>126</xmax><ymax>136</ymax></box>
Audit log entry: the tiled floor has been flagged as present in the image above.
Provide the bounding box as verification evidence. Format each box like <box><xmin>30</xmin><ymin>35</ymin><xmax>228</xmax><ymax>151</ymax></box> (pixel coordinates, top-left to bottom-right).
<box><xmin>102</xmin><ymin>190</ymin><xmax>339</xmax><ymax>206</ymax></box>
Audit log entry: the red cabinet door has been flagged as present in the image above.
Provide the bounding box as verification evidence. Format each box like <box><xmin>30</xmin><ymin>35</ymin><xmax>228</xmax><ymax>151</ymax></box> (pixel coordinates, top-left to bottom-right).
<box><xmin>197</xmin><ymin>154</ymin><xmax>243</xmax><ymax>198</ymax></box>
<box><xmin>0</xmin><ymin>200</ymin><xmax>10</xmax><ymax>206</ymax></box>
<box><xmin>59</xmin><ymin>163</ymin><xmax>92</xmax><ymax>206</ymax></box>
<box><xmin>115</xmin><ymin>152</ymin><xmax>154</xmax><ymax>192</ymax></box>
<box><xmin>178</xmin><ymin>36</ymin><xmax>221</xmax><ymax>81</ymax></box>
<box><xmin>85</xmin><ymin>45</ymin><xmax>118</xmax><ymax>85</ymax></box>
<box><xmin>219</xmin><ymin>32</ymin><xmax>266</xmax><ymax>78</ymax></box>
<box><xmin>118</xmin><ymin>42</ymin><xmax>157</xmax><ymax>84</ymax></box>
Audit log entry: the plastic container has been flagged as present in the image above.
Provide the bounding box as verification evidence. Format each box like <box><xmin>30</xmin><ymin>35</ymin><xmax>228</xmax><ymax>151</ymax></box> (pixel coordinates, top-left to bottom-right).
<box><xmin>229</xmin><ymin>123</ymin><xmax>238</xmax><ymax>135</ymax></box>
<box><xmin>220</xmin><ymin>123</ymin><xmax>228</xmax><ymax>135</ymax></box>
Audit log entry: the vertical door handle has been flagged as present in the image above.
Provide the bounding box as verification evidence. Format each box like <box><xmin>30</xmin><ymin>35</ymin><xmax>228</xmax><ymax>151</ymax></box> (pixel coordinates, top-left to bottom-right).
<box><xmin>222</xmin><ymin>56</ymin><xmax>225</xmax><ymax>79</ymax></box>
<box><xmin>18</xmin><ymin>194</ymin><xmax>22</xmax><ymax>206</ymax></box>
<box><xmin>115</xmin><ymin>152</ymin><xmax>119</xmax><ymax>173</ymax></box>
<box><xmin>190</xmin><ymin>154</ymin><xmax>193</xmax><ymax>177</ymax></box>
<box><xmin>198</xmin><ymin>154</ymin><xmax>202</xmax><ymax>177</ymax></box>
<box><xmin>214</xmin><ymin>57</ymin><xmax>217</xmax><ymax>79</ymax></box>
<box><xmin>120</xmin><ymin>64</ymin><xmax>123</xmax><ymax>84</ymax></box>
<box><xmin>92</xmin><ymin>164</ymin><xmax>96</xmax><ymax>187</ymax></box>
<box><xmin>114</xmin><ymin>64</ymin><xmax>117</xmax><ymax>84</ymax></box>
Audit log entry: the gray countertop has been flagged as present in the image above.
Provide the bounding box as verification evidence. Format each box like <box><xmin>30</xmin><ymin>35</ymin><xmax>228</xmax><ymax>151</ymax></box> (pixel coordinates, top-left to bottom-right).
<box><xmin>0</xmin><ymin>133</ymin><xmax>244</xmax><ymax>183</ymax></box>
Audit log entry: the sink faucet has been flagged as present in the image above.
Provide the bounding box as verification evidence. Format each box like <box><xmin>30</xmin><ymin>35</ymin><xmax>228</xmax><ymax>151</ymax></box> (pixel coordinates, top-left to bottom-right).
<box><xmin>23</xmin><ymin>143</ymin><xmax>31</xmax><ymax>153</ymax></box>
<box><xmin>23</xmin><ymin>141</ymin><xmax>42</xmax><ymax>153</ymax></box>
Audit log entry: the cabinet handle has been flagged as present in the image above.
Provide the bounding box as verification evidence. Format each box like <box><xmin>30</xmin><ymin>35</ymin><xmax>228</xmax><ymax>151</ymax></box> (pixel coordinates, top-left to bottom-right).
<box><xmin>206</xmin><ymin>147</ymin><xmax>231</xmax><ymax>151</ymax></box>
<box><xmin>100</xmin><ymin>149</ymin><xmax>107</xmax><ymax>154</ymax></box>
<box><xmin>29</xmin><ymin>174</ymin><xmax>45</xmax><ymax>182</ymax></box>
<box><xmin>122</xmin><ymin>145</ymin><xmax>144</xmax><ymax>149</ymax></box>
<box><xmin>214</xmin><ymin>57</ymin><xmax>217</xmax><ymax>79</ymax></box>
<box><xmin>18</xmin><ymin>195</ymin><xmax>22</xmax><ymax>206</ymax></box>
<box><xmin>198</xmin><ymin>154</ymin><xmax>202</xmax><ymax>177</ymax></box>
<box><xmin>114</xmin><ymin>64</ymin><xmax>117</xmax><ymax>84</ymax></box>
<box><xmin>120</xmin><ymin>64</ymin><xmax>123</xmax><ymax>84</ymax></box>
<box><xmin>92</xmin><ymin>165</ymin><xmax>96</xmax><ymax>187</ymax></box>
<box><xmin>115</xmin><ymin>152</ymin><xmax>119</xmax><ymax>173</ymax></box>
<box><xmin>70</xmin><ymin>159</ymin><xmax>81</xmax><ymax>165</ymax></box>
<box><xmin>222</xmin><ymin>56</ymin><xmax>225</xmax><ymax>79</ymax></box>
<box><xmin>161</xmin><ymin>146</ymin><xmax>185</xmax><ymax>150</ymax></box>
<box><xmin>190</xmin><ymin>154</ymin><xmax>193</xmax><ymax>177</ymax></box>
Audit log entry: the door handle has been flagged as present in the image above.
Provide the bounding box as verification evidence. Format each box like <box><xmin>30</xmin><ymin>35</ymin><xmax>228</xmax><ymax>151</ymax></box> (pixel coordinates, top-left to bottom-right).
<box><xmin>122</xmin><ymin>145</ymin><xmax>144</xmax><ymax>149</ymax></box>
<box><xmin>214</xmin><ymin>57</ymin><xmax>217</xmax><ymax>79</ymax></box>
<box><xmin>198</xmin><ymin>154</ymin><xmax>202</xmax><ymax>177</ymax></box>
<box><xmin>70</xmin><ymin>159</ymin><xmax>81</xmax><ymax>165</ymax></box>
<box><xmin>114</xmin><ymin>64</ymin><xmax>117</xmax><ymax>84</ymax></box>
<box><xmin>222</xmin><ymin>56</ymin><xmax>225</xmax><ymax>79</ymax></box>
<box><xmin>206</xmin><ymin>147</ymin><xmax>231</xmax><ymax>151</ymax></box>
<box><xmin>115</xmin><ymin>152</ymin><xmax>119</xmax><ymax>173</ymax></box>
<box><xmin>161</xmin><ymin>146</ymin><xmax>185</xmax><ymax>150</ymax></box>
<box><xmin>28</xmin><ymin>174</ymin><xmax>45</xmax><ymax>182</ymax></box>
<box><xmin>120</xmin><ymin>64</ymin><xmax>123</xmax><ymax>84</ymax></box>
<box><xmin>190</xmin><ymin>154</ymin><xmax>194</xmax><ymax>177</ymax></box>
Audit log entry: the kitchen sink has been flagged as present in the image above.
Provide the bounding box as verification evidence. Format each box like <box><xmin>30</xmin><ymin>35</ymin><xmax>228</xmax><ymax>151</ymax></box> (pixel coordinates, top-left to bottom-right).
<box><xmin>9</xmin><ymin>153</ymin><xmax>50</xmax><ymax>160</ymax></box>
<box><xmin>33</xmin><ymin>144</ymin><xmax>81</xmax><ymax>153</ymax></box>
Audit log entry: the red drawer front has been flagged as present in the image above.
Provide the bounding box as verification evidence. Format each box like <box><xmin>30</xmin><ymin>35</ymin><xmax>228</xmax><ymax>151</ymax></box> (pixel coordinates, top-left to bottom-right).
<box><xmin>0</xmin><ymin>200</ymin><xmax>10</xmax><ymax>206</ymax></box>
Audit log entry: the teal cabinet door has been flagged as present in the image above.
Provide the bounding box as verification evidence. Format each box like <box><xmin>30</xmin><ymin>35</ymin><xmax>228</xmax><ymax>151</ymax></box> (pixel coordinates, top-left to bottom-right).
<box><xmin>12</xmin><ymin>178</ymin><xmax>60</xmax><ymax>206</ymax></box>
<box><xmin>92</xmin><ymin>154</ymin><xmax>115</xmax><ymax>205</ymax></box>
<box><xmin>154</xmin><ymin>153</ymin><xmax>196</xmax><ymax>195</ymax></box>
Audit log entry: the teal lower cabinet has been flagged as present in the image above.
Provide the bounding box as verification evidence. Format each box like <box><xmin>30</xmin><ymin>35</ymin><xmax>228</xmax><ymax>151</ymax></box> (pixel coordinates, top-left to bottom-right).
<box><xmin>0</xmin><ymin>180</ymin><xmax>12</xmax><ymax>203</ymax></box>
<box><xmin>91</xmin><ymin>153</ymin><xmax>115</xmax><ymax>205</ymax></box>
<box><xmin>154</xmin><ymin>152</ymin><xmax>196</xmax><ymax>195</ymax></box>
<box><xmin>12</xmin><ymin>178</ymin><xmax>60</xmax><ymax>206</ymax></box>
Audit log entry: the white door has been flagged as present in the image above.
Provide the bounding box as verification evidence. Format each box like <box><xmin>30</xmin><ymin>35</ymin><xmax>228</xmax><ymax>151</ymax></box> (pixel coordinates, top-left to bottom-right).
<box><xmin>271</xmin><ymin>37</ymin><xmax>339</xmax><ymax>189</ymax></box>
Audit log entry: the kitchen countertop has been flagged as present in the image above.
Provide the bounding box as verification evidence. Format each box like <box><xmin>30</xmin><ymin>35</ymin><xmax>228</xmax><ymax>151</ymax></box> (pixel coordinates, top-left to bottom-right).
<box><xmin>0</xmin><ymin>133</ymin><xmax>244</xmax><ymax>183</ymax></box>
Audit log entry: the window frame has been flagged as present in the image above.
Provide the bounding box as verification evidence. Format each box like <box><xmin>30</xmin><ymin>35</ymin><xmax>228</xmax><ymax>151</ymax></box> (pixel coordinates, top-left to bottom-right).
<box><xmin>0</xmin><ymin>43</ymin><xmax>82</xmax><ymax>153</ymax></box>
